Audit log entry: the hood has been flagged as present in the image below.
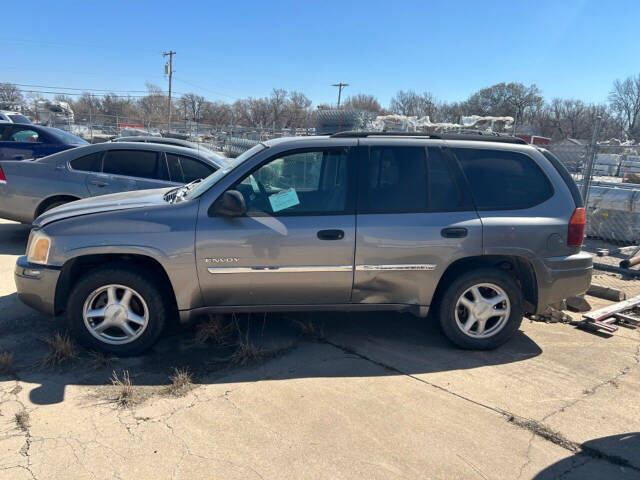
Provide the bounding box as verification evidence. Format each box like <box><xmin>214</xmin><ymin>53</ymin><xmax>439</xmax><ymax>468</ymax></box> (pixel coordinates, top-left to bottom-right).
<box><xmin>34</xmin><ymin>187</ymin><xmax>173</xmax><ymax>227</ymax></box>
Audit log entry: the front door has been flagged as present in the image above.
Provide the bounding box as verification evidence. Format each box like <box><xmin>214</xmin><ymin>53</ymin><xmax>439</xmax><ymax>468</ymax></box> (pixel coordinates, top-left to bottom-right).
<box><xmin>352</xmin><ymin>143</ymin><xmax>483</xmax><ymax>307</ymax></box>
<box><xmin>196</xmin><ymin>146</ymin><xmax>357</xmax><ymax>306</ymax></box>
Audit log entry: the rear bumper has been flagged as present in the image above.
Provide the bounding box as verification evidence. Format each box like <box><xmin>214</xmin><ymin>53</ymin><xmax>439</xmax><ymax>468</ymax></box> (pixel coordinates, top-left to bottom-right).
<box><xmin>535</xmin><ymin>251</ymin><xmax>593</xmax><ymax>313</ymax></box>
<box><xmin>14</xmin><ymin>256</ymin><xmax>60</xmax><ymax>316</ymax></box>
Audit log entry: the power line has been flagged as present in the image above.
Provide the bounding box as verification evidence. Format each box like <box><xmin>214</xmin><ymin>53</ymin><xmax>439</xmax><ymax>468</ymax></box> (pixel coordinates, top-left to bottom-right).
<box><xmin>172</xmin><ymin>77</ymin><xmax>238</xmax><ymax>100</ymax></box>
<box><xmin>11</xmin><ymin>83</ymin><xmax>156</xmax><ymax>94</ymax></box>
<box><xmin>17</xmin><ymin>89</ymin><xmax>163</xmax><ymax>99</ymax></box>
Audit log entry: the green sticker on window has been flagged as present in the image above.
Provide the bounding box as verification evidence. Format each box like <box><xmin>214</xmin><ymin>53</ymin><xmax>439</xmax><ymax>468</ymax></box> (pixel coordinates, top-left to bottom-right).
<box><xmin>269</xmin><ymin>188</ymin><xmax>300</xmax><ymax>212</ymax></box>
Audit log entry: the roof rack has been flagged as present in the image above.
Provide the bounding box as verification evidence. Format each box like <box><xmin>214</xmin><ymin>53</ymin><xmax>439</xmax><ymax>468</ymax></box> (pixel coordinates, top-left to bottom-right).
<box><xmin>330</xmin><ymin>131</ymin><xmax>527</xmax><ymax>145</ymax></box>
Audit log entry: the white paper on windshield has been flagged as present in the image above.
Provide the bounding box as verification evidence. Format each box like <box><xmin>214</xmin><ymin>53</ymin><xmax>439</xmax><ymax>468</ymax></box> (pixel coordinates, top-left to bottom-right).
<box><xmin>269</xmin><ymin>188</ymin><xmax>300</xmax><ymax>212</ymax></box>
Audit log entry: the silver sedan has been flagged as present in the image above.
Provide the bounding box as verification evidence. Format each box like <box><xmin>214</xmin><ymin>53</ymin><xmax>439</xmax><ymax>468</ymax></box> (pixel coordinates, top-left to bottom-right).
<box><xmin>0</xmin><ymin>141</ymin><xmax>227</xmax><ymax>223</ymax></box>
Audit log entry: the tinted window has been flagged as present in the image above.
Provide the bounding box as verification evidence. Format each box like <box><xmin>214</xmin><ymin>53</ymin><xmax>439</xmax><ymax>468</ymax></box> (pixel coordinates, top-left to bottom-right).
<box><xmin>427</xmin><ymin>148</ymin><xmax>472</xmax><ymax>211</ymax></box>
<box><xmin>166</xmin><ymin>153</ymin><xmax>214</xmax><ymax>183</ymax></box>
<box><xmin>454</xmin><ymin>148</ymin><xmax>553</xmax><ymax>210</ymax></box>
<box><xmin>231</xmin><ymin>148</ymin><xmax>351</xmax><ymax>216</ymax></box>
<box><xmin>8</xmin><ymin>115</ymin><xmax>30</xmax><ymax>123</ymax></box>
<box><xmin>103</xmin><ymin>150</ymin><xmax>161</xmax><ymax>179</ymax></box>
<box><xmin>70</xmin><ymin>152</ymin><xmax>102</xmax><ymax>172</ymax></box>
<box><xmin>361</xmin><ymin>146</ymin><xmax>428</xmax><ymax>213</ymax></box>
<box><xmin>10</xmin><ymin>128</ymin><xmax>41</xmax><ymax>143</ymax></box>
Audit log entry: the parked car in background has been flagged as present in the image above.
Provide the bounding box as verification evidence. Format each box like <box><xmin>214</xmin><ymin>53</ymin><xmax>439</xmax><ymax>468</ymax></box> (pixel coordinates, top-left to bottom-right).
<box><xmin>13</xmin><ymin>133</ymin><xmax>592</xmax><ymax>356</ymax></box>
<box><xmin>0</xmin><ymin>110</ymin><xmax>32</xmax><ymax>123</ymax></box>
<box><xmin>0</xmin><ymin>123</ymin><xmax>88</xmax><ymax>161</ymax></box>
<box><xmin>0</xmin><ymin>142</ymin><xmax>227</xmax><ymax>223</ymax></box>
<box><xmin>112</xmin><ymin>135</ymin><xmax>223</xmax><ymax>157</ymax></box>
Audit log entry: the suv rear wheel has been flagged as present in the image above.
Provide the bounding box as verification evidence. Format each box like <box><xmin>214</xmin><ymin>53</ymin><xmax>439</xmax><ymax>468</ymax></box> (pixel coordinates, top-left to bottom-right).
<box><xmin>67</xmin><ymin>266</ymin><xmax>169</xmax><ymax>356</ymax></box>
<box><xmin>437</xmin><ymin>268</ymin><xmax>523</xmax><ymax>350</ymax></box>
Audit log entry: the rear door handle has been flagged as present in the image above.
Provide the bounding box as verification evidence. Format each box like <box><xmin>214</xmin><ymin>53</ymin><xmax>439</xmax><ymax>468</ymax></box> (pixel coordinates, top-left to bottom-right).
<box><xmin>90</xmin><ymin>179</ymin><xmax>109</xmax><ymax>187</ymax></box>
<box><xmin>317</xmin><ymin>229</ymin><xmax>345</xmax><ymax>240</ymax></box>
<box><xmin>441</xmin><ymin>227</ymin><xmax>467</xmax><ymax>238</ymax></box>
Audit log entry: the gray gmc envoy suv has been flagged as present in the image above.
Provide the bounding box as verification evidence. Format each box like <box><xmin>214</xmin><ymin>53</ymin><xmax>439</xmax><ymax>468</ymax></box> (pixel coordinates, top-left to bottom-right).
<box><xmin>15</xmin><ymin>132</ymin><xmax>592</xmax><ymax>355</ymax></box>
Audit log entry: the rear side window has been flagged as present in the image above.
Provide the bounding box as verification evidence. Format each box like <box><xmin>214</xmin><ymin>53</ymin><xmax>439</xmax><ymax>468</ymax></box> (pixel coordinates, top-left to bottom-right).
<box><xmin>541</xmin><ymin>150</ymin><xmax>584</xmax><ymax>207</ymax></box>
<box><xmin>166</xmin><ymin>153</ymin><xmax>214</xmax><ymax>183</ymax></box>
<box><xmin>359</xmin><ymin>146</ymin><xmax>472</xmax><ymax>213</ymax></box>
<box><xmin>70</xmin><ymin>152</ymin><xmax>102</xmax><ymax>172</ymax></box>
<box><xmin>454</xmin><ymin>148</ymin><xmax>553</xmax><ymax>210</ymax></box>
<box><xmin>103</xmin><ymin>150</ymin><xmax>162</xmax><ymax>179</ymax></box>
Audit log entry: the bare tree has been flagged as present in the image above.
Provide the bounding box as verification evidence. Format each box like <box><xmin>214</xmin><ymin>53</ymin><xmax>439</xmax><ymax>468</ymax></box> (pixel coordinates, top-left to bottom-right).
<box><xmin>343</xmin><ymin>94</ymin><xmax>382</xmax><ymax>114</ymax></box>
<box><xmin>178</xmin><ymin>93</ymin><xmax>206</xmax><ymax>121</ymax></box>
<box><xmin>138</xmin><ymin>83</ymin><xmax>167</xmax><ymax>124</ymax></box>
<box><xmin>0</xmin><ymin>82</ymin><xmax>23</xmax><ymax>105</ymax></box>
<box><xmin>609</xmin><ymin>74</ymin><xmax>640</xmax><ymax>140</ymax></box>
<box><xmin>389</xmin><ymin>90</ymin><xmax>437</xmax><ymax>117</ymax></box>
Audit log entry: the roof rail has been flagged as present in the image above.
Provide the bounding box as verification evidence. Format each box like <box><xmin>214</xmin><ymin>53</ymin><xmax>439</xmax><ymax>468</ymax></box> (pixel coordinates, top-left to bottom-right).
<box><xmin>330</xmin><ymin>131</ymin><xmax>527</xmax><ymax>145</ymax></box>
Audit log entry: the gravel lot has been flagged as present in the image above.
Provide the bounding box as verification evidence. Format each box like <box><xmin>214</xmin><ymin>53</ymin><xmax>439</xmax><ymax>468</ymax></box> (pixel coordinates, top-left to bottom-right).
<box><xmin>0</xmin><ymin>218</ymin><xmax>639</xmax><ymax>479</ymax></box>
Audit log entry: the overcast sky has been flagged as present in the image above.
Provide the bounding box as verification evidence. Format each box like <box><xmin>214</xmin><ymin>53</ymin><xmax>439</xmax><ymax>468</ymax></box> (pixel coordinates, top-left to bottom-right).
<box><xmin>3</xmin><ymin>0</ymin><xmax>639</xmax><ymax>106</ymax></box>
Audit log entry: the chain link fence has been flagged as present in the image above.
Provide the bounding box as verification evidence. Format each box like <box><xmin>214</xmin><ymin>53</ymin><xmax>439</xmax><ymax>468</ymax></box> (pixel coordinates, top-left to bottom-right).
<box><xmin>549</xmin><ymin>138</ymin><xmax>640</xmax><ymax>299</ymax></box>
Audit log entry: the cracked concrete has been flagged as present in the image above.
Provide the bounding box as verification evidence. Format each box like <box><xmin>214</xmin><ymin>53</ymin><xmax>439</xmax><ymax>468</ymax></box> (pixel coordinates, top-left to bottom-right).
<box><xmin>2</xmin><ymin>218</ymin><xmax>640</xmax><ymax>479</ymax></box>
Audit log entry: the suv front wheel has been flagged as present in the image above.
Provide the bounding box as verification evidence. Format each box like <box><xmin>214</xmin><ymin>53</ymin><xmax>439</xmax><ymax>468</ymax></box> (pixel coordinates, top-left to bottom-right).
<box><xmin>67</xmin><ymin>266</ymin><xmax>170</xmax><ymax>356</ymax></box>
<box><xmin>438</xmin><ymin>268</ymin><xmax>523</xmax><ymax>350</ymax></box>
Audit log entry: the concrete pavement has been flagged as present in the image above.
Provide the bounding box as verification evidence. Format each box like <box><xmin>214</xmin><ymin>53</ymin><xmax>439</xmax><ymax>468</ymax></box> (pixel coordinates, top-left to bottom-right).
<box><xmin>0</xmin><ymin>219</ymin><xmax>638</xmax><ymax>479</ymax></box>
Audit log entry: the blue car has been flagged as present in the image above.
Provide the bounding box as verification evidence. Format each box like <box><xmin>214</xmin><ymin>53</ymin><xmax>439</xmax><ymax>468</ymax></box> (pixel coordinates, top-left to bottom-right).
<box><xmin>0</xmin><ymin>123</ymin><xmax>88</xmax><ymax>161</ymax></box>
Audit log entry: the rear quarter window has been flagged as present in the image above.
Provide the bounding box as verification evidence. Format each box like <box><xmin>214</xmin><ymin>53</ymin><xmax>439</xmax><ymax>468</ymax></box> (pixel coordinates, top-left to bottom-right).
<box><xmin>70</xmin><ymin>152</ymin><xmax>102</xmax><ymax>172</ymax></box>
<box><xmin>453</xmin><ymin>148</ymin><xmax>553</xmax><ymax>210</ymax></box>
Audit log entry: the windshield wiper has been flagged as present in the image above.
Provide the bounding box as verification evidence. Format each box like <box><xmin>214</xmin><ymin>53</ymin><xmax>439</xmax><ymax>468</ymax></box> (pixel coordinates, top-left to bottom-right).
<box><xmin>172</xmin><ymin>178</ymin><xmax>203</xmax><ymax>203</ymax></box>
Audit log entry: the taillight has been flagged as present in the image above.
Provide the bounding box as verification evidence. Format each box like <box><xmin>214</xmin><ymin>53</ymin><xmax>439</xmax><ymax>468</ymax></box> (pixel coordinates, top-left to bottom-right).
<box><xmin>0</xmin><ymin>164</ymin><xmax>6</xmax><ymax>183</ymax></box>
<box><xmin>567</xmin><ymin>207</ymin><xmax>586</xmax><ymax>247</ymax></box>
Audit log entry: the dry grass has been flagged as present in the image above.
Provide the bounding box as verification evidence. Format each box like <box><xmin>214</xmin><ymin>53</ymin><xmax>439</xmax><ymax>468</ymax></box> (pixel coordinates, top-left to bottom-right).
<box><xmin>289</xmin><ymin>318</ymin><xmax>325</xmax><ymax>341</ymax></box>
<box><xmin>194</xmin><ymin>314</ymin><xmax>235</xmax><ymax>344</ymax></box>
<box><xmin>164</xmin><ymin>368</ymin><xmax>194</xmax><ymax>397</ymax></box>
<box><xmin>15</xmin><ymin>411</ymin><xmax>29</xmax><ymax>431</ymax></box>
<box><xmin>0</xmin><ymin>351</ymin><xmax>14</xmax><ymax>373</ymax></box>
<box><xmin>110</xmin><ymin>370</ymin><xmax>140</xmax><ymax>408</ymax></box>
<box><xmin>88</xmin><ymin>350</ymin><xmax>114</xmax><ymax>370</ymax></box>
<box><xmin>42</xmin><ymin>333</ymin><xmax>78</xmax><ymax>367</ymax></box>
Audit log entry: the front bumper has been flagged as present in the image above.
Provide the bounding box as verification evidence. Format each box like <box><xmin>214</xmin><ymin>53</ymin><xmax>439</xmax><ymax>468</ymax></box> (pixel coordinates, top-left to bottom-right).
<box><xmin>14</xmin><ymin>256</ymin><xmax>61</xmax><ymax>316</ymax></box>
<box><xmin>536</xmin><ymin>251</ymin><xmax>593</xmax><ymax>312</ymax></box>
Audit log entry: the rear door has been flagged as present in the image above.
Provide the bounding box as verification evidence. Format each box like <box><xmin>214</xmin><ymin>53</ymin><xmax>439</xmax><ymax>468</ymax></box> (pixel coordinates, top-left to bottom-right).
<box><xmin>352</xmin><ymin>141</ymin><xmax>483</xmax><ymax>307</ymax></box>
<box><xmin>87</xmin><ymin>149</ymin><xmax>168</xmax><ymax>195</ymax></box>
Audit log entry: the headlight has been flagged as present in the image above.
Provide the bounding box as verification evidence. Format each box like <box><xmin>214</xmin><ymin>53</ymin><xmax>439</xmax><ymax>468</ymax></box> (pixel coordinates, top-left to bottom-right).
<box><xmin>27</xmin><ymin>230</ymin><xmax>51</xmax><ymax>265</ymax></box>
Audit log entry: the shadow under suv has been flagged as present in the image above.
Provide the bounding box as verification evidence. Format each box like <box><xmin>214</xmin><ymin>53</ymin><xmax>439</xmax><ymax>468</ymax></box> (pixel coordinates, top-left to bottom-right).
<box><xmin>15</xmin><ymin>132</ymin><xmax>592</xmax><ymax>355</ymax></box>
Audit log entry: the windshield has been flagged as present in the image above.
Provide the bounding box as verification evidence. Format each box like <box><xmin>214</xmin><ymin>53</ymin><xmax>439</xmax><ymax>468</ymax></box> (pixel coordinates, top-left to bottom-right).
<box><xmin>186</xmin><ymin>143</ymin><xmax>267</xmax><ymax>199</ymax></box>
<box><xmin>50</xmin><ymin>128</ymin><xmax>89</xmax><ymax>145</ymax></box>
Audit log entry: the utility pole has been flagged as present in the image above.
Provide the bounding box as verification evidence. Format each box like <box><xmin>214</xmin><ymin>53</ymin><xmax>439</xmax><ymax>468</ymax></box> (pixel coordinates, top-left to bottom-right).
<box><xmin>163</xmin><ymin>50</ymin><xmax>176</xmax><ymax>132</ymax></box>
<box><xmin>331</xmin><ymin>82</ymin><xmax>349</xmax><ymax>108</ymax></box>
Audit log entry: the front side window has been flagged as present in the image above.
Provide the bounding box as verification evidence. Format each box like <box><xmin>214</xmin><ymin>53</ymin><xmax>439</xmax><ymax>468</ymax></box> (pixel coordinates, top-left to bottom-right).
<box><xmin>454</xmin><ymin>148</ymin><xmax>553</xmax><ymax>210</ymax></box>
<box><xmin>10</xmin><ymin>128</ymin><xmax>41</xmax><ymax>143</ymax></box>
<box><xmin>103</xmin><ymin>150</ymin><xmax>162</xmax><ymax>179</ymax></box>
<box><xmin>231</xmin><ymin>148</ymin><xmax>351</xmax><ymax>216</ymax></box>
<box><xmin>166</xmin><ymin>153</ymin><xmax>215</xmax><ymax>183</ymax></box>
<box><xmin>70</xmin><ymin>152</ymin><xmax>102</xmax><ymax>172</ymax></box>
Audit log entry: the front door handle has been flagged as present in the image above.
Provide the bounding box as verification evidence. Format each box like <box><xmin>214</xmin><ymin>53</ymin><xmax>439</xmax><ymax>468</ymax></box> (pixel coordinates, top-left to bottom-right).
<box><xmin>90</xmin><ymin>179</ymin><xmax>109</xmax><ymax>187</ymax></box>
<box><xmin>441</xmin><ymin>227</ymin><xmax>467</xmax><ymax>238</ymax></box>
<box><xmin>317</xmin><ymin>229</ymin><xmax>345</xmax><ymax>240</ymax></box>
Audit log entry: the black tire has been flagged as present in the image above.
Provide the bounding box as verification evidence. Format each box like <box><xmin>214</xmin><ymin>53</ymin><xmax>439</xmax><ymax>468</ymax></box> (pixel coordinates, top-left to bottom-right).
<box><xmin>67</xmin><ymin>266</ymin><xmax>170</xmax><ymax>356</ymax></box>
<box><xmin>437</xmin><ymin>268</ymin><xmax>523</xmax><ymax>350</ymax></box>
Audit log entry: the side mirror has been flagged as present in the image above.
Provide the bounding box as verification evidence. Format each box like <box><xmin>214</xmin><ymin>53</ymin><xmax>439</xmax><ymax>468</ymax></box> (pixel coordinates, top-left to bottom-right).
<box><xmin>211</xmin><ymin>190</ymin><xmax>247</xmax><ymax>217</ymax></box>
